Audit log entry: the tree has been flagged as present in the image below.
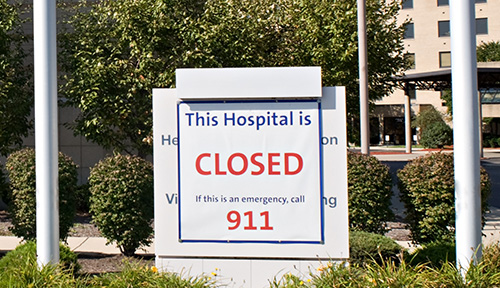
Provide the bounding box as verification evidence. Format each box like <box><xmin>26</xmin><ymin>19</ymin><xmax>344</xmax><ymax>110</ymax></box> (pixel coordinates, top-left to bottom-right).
<box><xmin>60</xmin><ymin>0</ymin><xmax>407</xmax><ymax>153</ymax></box>
<box><xmin>412</xmin><ymin>106</ymin><xmax>452</xmax><ymax>148</ymax></box>
<box><xmin>0</xmin><ymin>1</ymin><xmax>33</xmax><ymax>156</ymax></box>
<box><xmin>59</xmin><ymin>0</ymin><xmax>205</xmax><ymax>157</ymax></box>
<box><xmin>477</xmin><ymin>41</ymin><xmax>500</xmax><ymax>62</ymax></box>
<box><xmin>198</xmin><ymin>0</ymin><xmax>408</xmax><ymax>144</ymax></box>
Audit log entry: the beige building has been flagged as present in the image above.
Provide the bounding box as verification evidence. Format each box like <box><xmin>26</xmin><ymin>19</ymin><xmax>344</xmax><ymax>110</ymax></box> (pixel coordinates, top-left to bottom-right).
<box><xmin>374</xmin><ymin>0</ymin><xmax>500</xmax><ymax>145</ymax></box>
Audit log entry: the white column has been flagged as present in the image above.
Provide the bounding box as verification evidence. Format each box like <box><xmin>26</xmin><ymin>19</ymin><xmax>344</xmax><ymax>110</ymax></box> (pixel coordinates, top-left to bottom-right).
<box><xmin>358</xmin><ymin>0</ymin><xmax>370</xmax><ymax>155</ymax></box>
<box><xmin>34</xmin><ymin>0</ymin><xmax>59</xmax><ymax>266</ymax></box>
<box><xmin>404</xmin><ymin>93</ymin><xmax>412</xmax><ymax>154</ymax></box>
<box><xmin>450</xmin><ymin>0</ymin><xmax>482</xmax><ymax>274</ymax></box>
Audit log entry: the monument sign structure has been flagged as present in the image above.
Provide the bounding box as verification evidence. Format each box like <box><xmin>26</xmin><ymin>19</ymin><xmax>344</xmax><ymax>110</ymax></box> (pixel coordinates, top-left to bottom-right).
<box><xmin>153</xmin><ymin>67</ymin><xmax>348</xmax><ymax>287</ymax></box>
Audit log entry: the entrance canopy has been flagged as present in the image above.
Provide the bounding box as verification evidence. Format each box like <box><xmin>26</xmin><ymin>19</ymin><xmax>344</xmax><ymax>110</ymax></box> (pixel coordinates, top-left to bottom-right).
<box><xmin>394</xmin><ymin>62</ymin><xmax>500</xmax><ymax>92</ymax></box>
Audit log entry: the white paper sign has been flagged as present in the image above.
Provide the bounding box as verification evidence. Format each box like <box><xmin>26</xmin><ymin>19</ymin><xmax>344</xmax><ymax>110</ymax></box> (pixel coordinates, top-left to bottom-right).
<box><xmin>178</xmin><ymin>101</ymin><xmax>323</xmax><ymax>243</ymax></box>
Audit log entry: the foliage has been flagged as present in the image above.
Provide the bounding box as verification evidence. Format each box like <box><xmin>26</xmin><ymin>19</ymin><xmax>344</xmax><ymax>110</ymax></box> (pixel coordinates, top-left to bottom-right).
<box><xmin>440</xmin><ymin>89</ymin><xmax>453</xmax><ymax>115</ymax></box>
<box><xmin>0</xmin><ymin>241</ymin><xmax>80</xmax><ymax>277</ymax></box>
<box><xmin>482</xmin><ymin>242</ymin><xmax>500</xmax><ymax>278</ymax></box>
<box><xmin>75</xmin><ymin>183</ymin><xmax>90</xmax><ymax>213</ymax></box>
<box><xmin>412</xmin><ymin>106</ymin><xmax>452</xmax><ymax>148</ymax></box>
<box><xmin>398</xmin><ymin>153</ymin><xmax>491</xmax><ymax>244</ymax></box>
<box><xmin>88</xmin><ymin>154</ymin><xmax>154</xmax><ymax>256</ymax></box>
<box><xmin>349</xmin><ymin>230</ymin><xmax>403</xmax><ymax>265</ymax></box>
<box><xmin>347</xmin><ymin>152</ymin><xmax>393</xmax><ymax>234</ymax></box>
<box><xmin>59</xmin><ymin>0</ymin><xmax>407</xmax><ymax>153</ymax></box>
<box><xmin>88</xmin><ymin>261</ymin><xmax>215</xmax><ymax>288</ymax></box>
<box><xmin>0</xmin><ymin>0</ymin><xmax>33</xmax><ymax>156</ymax></box>
<box><xmin>477</xmin><ymin>41</ymin><xmax>500</xmax><ymax>62</ymax></box>
<box><xmin>0</xmin><ymin>162</ymin><xmax>9</xmax><ymax>205</ymax></box>
<box><xmin>419</xmin><ymin>121</ymin><xmax>453</xmax><ymax>148</ymax></box>
<box><xmin>407</xmin><ymin>241</ymin><xmax>456</xmax><ymax>268</ymax></box>
<box><xmin>5</xmin><ymin>148</ymin><xmax>78</xmax><ymax>240</ymax></box>
<box><xmin>59</xmin><ymin>0</ymin><xmax>204</xmax><ymax>157</ymax></box>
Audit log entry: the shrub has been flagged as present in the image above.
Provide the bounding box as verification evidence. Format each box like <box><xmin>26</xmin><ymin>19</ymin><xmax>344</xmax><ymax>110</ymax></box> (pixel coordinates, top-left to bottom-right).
<box><xmin>89</xmin><ymin>154</ymin><xmax>154</xmax><ymax>256</ymax></box>
<box><xmin>347</xmin><ymin>152</ymin><xmax>394</xmax><ymax>234</ymax></box>
<box><xmin>89</xmin><ymin>262</ymin><xmax>214</xmax><ymax>288</ymax></box>
<box><xmin>0</xmin><ymin>241</ymin><xmax>80</xmax><ymax>275</ymax></box>
<box><xmin>349</xmin><ymin>230</ymin><xmax>403</xmax><ymax>265</ymax></box>
<box><xmin>5</xmin><ymin>148</ymin><xmax>78</xmax><ymax>240</ymax></box>
<box><xmin>398</xmin><ymin>153</ymin><xmax>491</xmax><ymax>244</ymax></box>
<box><xmin>407</xmin><ymin>241</ymin><xmax>455</xmax><ymax>268</ymax></box>
<box><xmin>419</xmin><ymin>121</ymin><xmax>453</xmax><ymax>148</ymax></box>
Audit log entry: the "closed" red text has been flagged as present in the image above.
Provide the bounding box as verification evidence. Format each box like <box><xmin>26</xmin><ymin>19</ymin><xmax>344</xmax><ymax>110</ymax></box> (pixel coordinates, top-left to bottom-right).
<box><xmin>195</xmin><ymin>152</ymin><xmax>303</xmax><ymax>176</ymax></box>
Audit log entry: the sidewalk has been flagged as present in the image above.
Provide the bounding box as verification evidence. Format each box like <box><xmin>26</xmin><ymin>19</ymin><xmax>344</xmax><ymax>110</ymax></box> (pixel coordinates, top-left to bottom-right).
<box><xmin>0</xmin><ymin>236</ymin><xmax>155</xmax><ymax>255</ymax></box>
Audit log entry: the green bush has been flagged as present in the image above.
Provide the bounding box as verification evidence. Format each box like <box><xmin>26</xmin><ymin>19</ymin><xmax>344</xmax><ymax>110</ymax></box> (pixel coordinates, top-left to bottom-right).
<box><xmin>407</xmin><ymin>241</ymin><xmax>455</xmax><ymax>268</ymax></box>
<box><xmin>348</xmin><ymin>152</ymin><xmax>394</xmax><ymax>234</ymax></box>
<box><xmin>419</xmin><ymin>121</ymin><xmax>453</xmax><ymax>148</ymax></box>
<box><xmin>0</xmin><ymin>241</ymin><xmax>80</xmax><ymax>275</ymax></box>
<box><xmin>89</xmin><ymin>154</ymin><xmax>154</xmax><ymax>256</ymax></box>
<box><xmin>5</xmin><ymin>148</ymin><xmax>78</xmax><ymax>240</ymax></box>
<box><xmin>398</xmin><ymin>153</ymin><xmax>491</xmax><ymax>244</ymax></box>
<box><xmin>349</xmin><ymin>230</ymin><xmax>403</xmax><ymax>265</ymax></box>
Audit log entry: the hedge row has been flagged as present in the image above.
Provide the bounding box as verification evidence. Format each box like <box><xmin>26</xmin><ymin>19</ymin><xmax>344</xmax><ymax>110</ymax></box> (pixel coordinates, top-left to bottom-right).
<box><xmin>0</xmin><ymin>149</ymin><xmax>492</xmax><ymax>255</ymax></box>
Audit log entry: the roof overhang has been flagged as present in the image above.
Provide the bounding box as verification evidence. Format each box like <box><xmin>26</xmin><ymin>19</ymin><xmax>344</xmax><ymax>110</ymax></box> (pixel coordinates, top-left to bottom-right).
<box><xmin>393</xmin><ymin>62</ymin><xmax>500</xmax><ymax>91</ymax></box>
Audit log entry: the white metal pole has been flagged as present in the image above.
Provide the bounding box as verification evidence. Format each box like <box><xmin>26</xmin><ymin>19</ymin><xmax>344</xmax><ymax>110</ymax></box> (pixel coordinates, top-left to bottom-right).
<box><xmin>450</xmin><ymin>0</ymin><xmax>482</xmax><ymax>274</ymax></box>
<box><xmin>404</xmin><ymin>93</ymin><xmax>412</xmax><ymax>154</ymax></box>
<box><xmin>34</xmin><ymin>0</ymin><xmax>59</xmax><ymax>266</ymax></box>
<box><xmin>358</xmin><ymin>0</ymin><xmax>370</xmax><ymax>155</ymax></box>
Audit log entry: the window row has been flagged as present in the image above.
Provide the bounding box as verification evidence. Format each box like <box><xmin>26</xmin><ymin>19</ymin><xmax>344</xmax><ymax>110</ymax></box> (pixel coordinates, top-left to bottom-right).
<box><xmin>404</xmin><ymin>18</ymin><xmax>488</xmax><ymax>39</ymax></box>
<box><xmin>404</xmin><ymin>51</ymin><xmax>451</xmax><ymax>69</ymax></box>
<box><xmin>403</xmin><ymin>0</ymin><xmax>486</xmax><ymax>9</ymax></box>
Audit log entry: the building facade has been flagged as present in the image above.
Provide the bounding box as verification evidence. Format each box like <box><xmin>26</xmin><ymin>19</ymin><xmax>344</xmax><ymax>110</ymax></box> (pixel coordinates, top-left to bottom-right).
<box><xmin>374</xmin><ymin>0</ymin><xmax>500</xmax><ymax>145</ymax></box>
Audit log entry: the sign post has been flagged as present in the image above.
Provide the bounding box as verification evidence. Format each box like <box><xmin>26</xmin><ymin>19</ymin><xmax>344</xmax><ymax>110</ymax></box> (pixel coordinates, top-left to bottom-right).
<box><xmin>154</xmin><ymin>67</ymin><xmax>348</xmax><ymax>287</ymax></box>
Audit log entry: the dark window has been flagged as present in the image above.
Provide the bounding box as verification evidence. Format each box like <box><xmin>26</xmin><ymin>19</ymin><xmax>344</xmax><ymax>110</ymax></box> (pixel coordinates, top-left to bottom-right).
<box><xmin>475</xmin><ymin>0</ymin><xmax>487</xmax><ymax>3</ymax></box>
<box><xmin>476</xmin><ymin>18</ymin><xmax>488</xmax><ymax>35</ymax></box>
<box><xmin>439</xmin><ymin>51</ymin><xmax>451</xmax><ymax>68</ymax></box>
<box><xmin>405</xmin><ymin>53</ymin><xmax>416</xmax><ymax>69</ymax></box>
<box><xmin>438</xmin><ymin>20</ymin><xmax>450</xmax><ymax>37</ymax></box>
<box><xmin>437</xmin><ymin>0</ymin><xmax>449</xmax><ymax>6</ymax></box>
<box><xmin>402</xmin><ymin>0</ymin><xmax>413</xmax><ymax>9</ymax></box>
<box><xmin>404</xmin><ymin>23</ymin><xmax>414</xmax><ymax>39</ymax></box>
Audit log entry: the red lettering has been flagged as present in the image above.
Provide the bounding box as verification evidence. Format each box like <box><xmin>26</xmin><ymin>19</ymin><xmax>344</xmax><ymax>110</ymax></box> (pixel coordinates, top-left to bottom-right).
<box><xmin>268</xmin><ymin>153</ymin><xmax>280</xmax><ymax>175</ymax></box>
<box><xmin>196</xmin><ymin>153</ymin><xmax>211</xmax><ymax>175</ymax></box>
<box><xmin>195</xmin><ymin>152</ymin><xmax>303</xmax><ymax>176</ymax></box>
<box><xmin>228</xmin><ymin>153</ymin><xmax>248</xmax><ymax>175</ymax></box>
<box><xmin>251</xmin><ymin>153</ymin><xmax>265</xmax><ymax>175</ymax></box>
<box><xmin>284</xmin><ymin>153</ymin><xmax>303</xmax><ymax>175</ymax></box>
<box><xmin>215</xmin><ymin>153</ymin><xmax>227</xmax><ymax>175</ymax></box>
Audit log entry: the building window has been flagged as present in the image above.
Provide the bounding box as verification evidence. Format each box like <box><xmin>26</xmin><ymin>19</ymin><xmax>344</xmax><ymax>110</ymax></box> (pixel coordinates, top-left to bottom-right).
<box><xmin>405</xmin><ymin>53</ymin><xmax>416</xmax><ymax>69</ymax></box>
<box><xmin>437</xmin><ymin>0</ymin><xmax>448</xmax><ymax>6</ymax></box>
<box><xmin>475</xmin><ymin>0</ymin><xmax>487</xmax><ymax>3</ymax></box>
<box><xmin>438</xmin><ymin>20</ymin><xmax>450</xmax><ymax>37</ymax></box>
<box><xmin>439</xmin><ymin>51</ymin><xmax>451</xmax><ymax>68</ymax></box>
<box><xmin>404</xmin><ymin>23</ymin><xmax>414</xmax><ymax>39</ymax></box>
<box><xmin>402</xmin><ymin>0</ymin><xmax>413</xmax><ymax>9</ymax></box>
<box><xmin>476</xmin><ymin>18</ymin><xmax>488</xmax><ymax>35</ymax></box>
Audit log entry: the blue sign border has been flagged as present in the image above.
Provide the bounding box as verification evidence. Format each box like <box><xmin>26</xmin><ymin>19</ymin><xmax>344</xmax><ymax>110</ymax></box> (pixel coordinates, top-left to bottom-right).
<box><xmin>177</xmin><ymin>99</ymin><xmax>324</xmax><ymax>244</ymax></box>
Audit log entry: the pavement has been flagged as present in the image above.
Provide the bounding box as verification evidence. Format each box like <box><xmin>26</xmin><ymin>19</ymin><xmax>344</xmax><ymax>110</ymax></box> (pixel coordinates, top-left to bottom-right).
<box><xmin>0</xmin><ymin>146</ymin><xmax>498</xmax><ymax>255</ymax></box>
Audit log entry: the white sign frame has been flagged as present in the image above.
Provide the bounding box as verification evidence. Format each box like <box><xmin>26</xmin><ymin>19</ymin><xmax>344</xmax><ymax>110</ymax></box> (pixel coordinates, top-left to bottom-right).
<box><xmin>154</xmin><ymin>67</ymin><xmax>348</xmax><ymax>286</ymax></box>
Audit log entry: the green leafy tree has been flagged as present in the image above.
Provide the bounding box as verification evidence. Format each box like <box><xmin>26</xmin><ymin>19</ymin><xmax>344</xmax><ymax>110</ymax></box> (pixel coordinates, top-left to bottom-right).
<box><xmin>199</xmin><ymin>0</ymin><xmax>408</xmax><ymax>144</ymax></box>
<box><xmin>60</xmin><ymin>0</ymin><xmax>407</xmax><ymax>153</ymax></box>
<box><xmin>59</xmin><ymin>0</ymin><xmax>205</xmax><ymax>157</ymax></box>
<box><xmin>477</xmin><ymin>41</ymin><xmax>500</xmax><ymax>62</ymax></box>
<box><xmin>0</xmin><ymin>1</ymin><xmax>33</xmax><ymax>156</ymax></box>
